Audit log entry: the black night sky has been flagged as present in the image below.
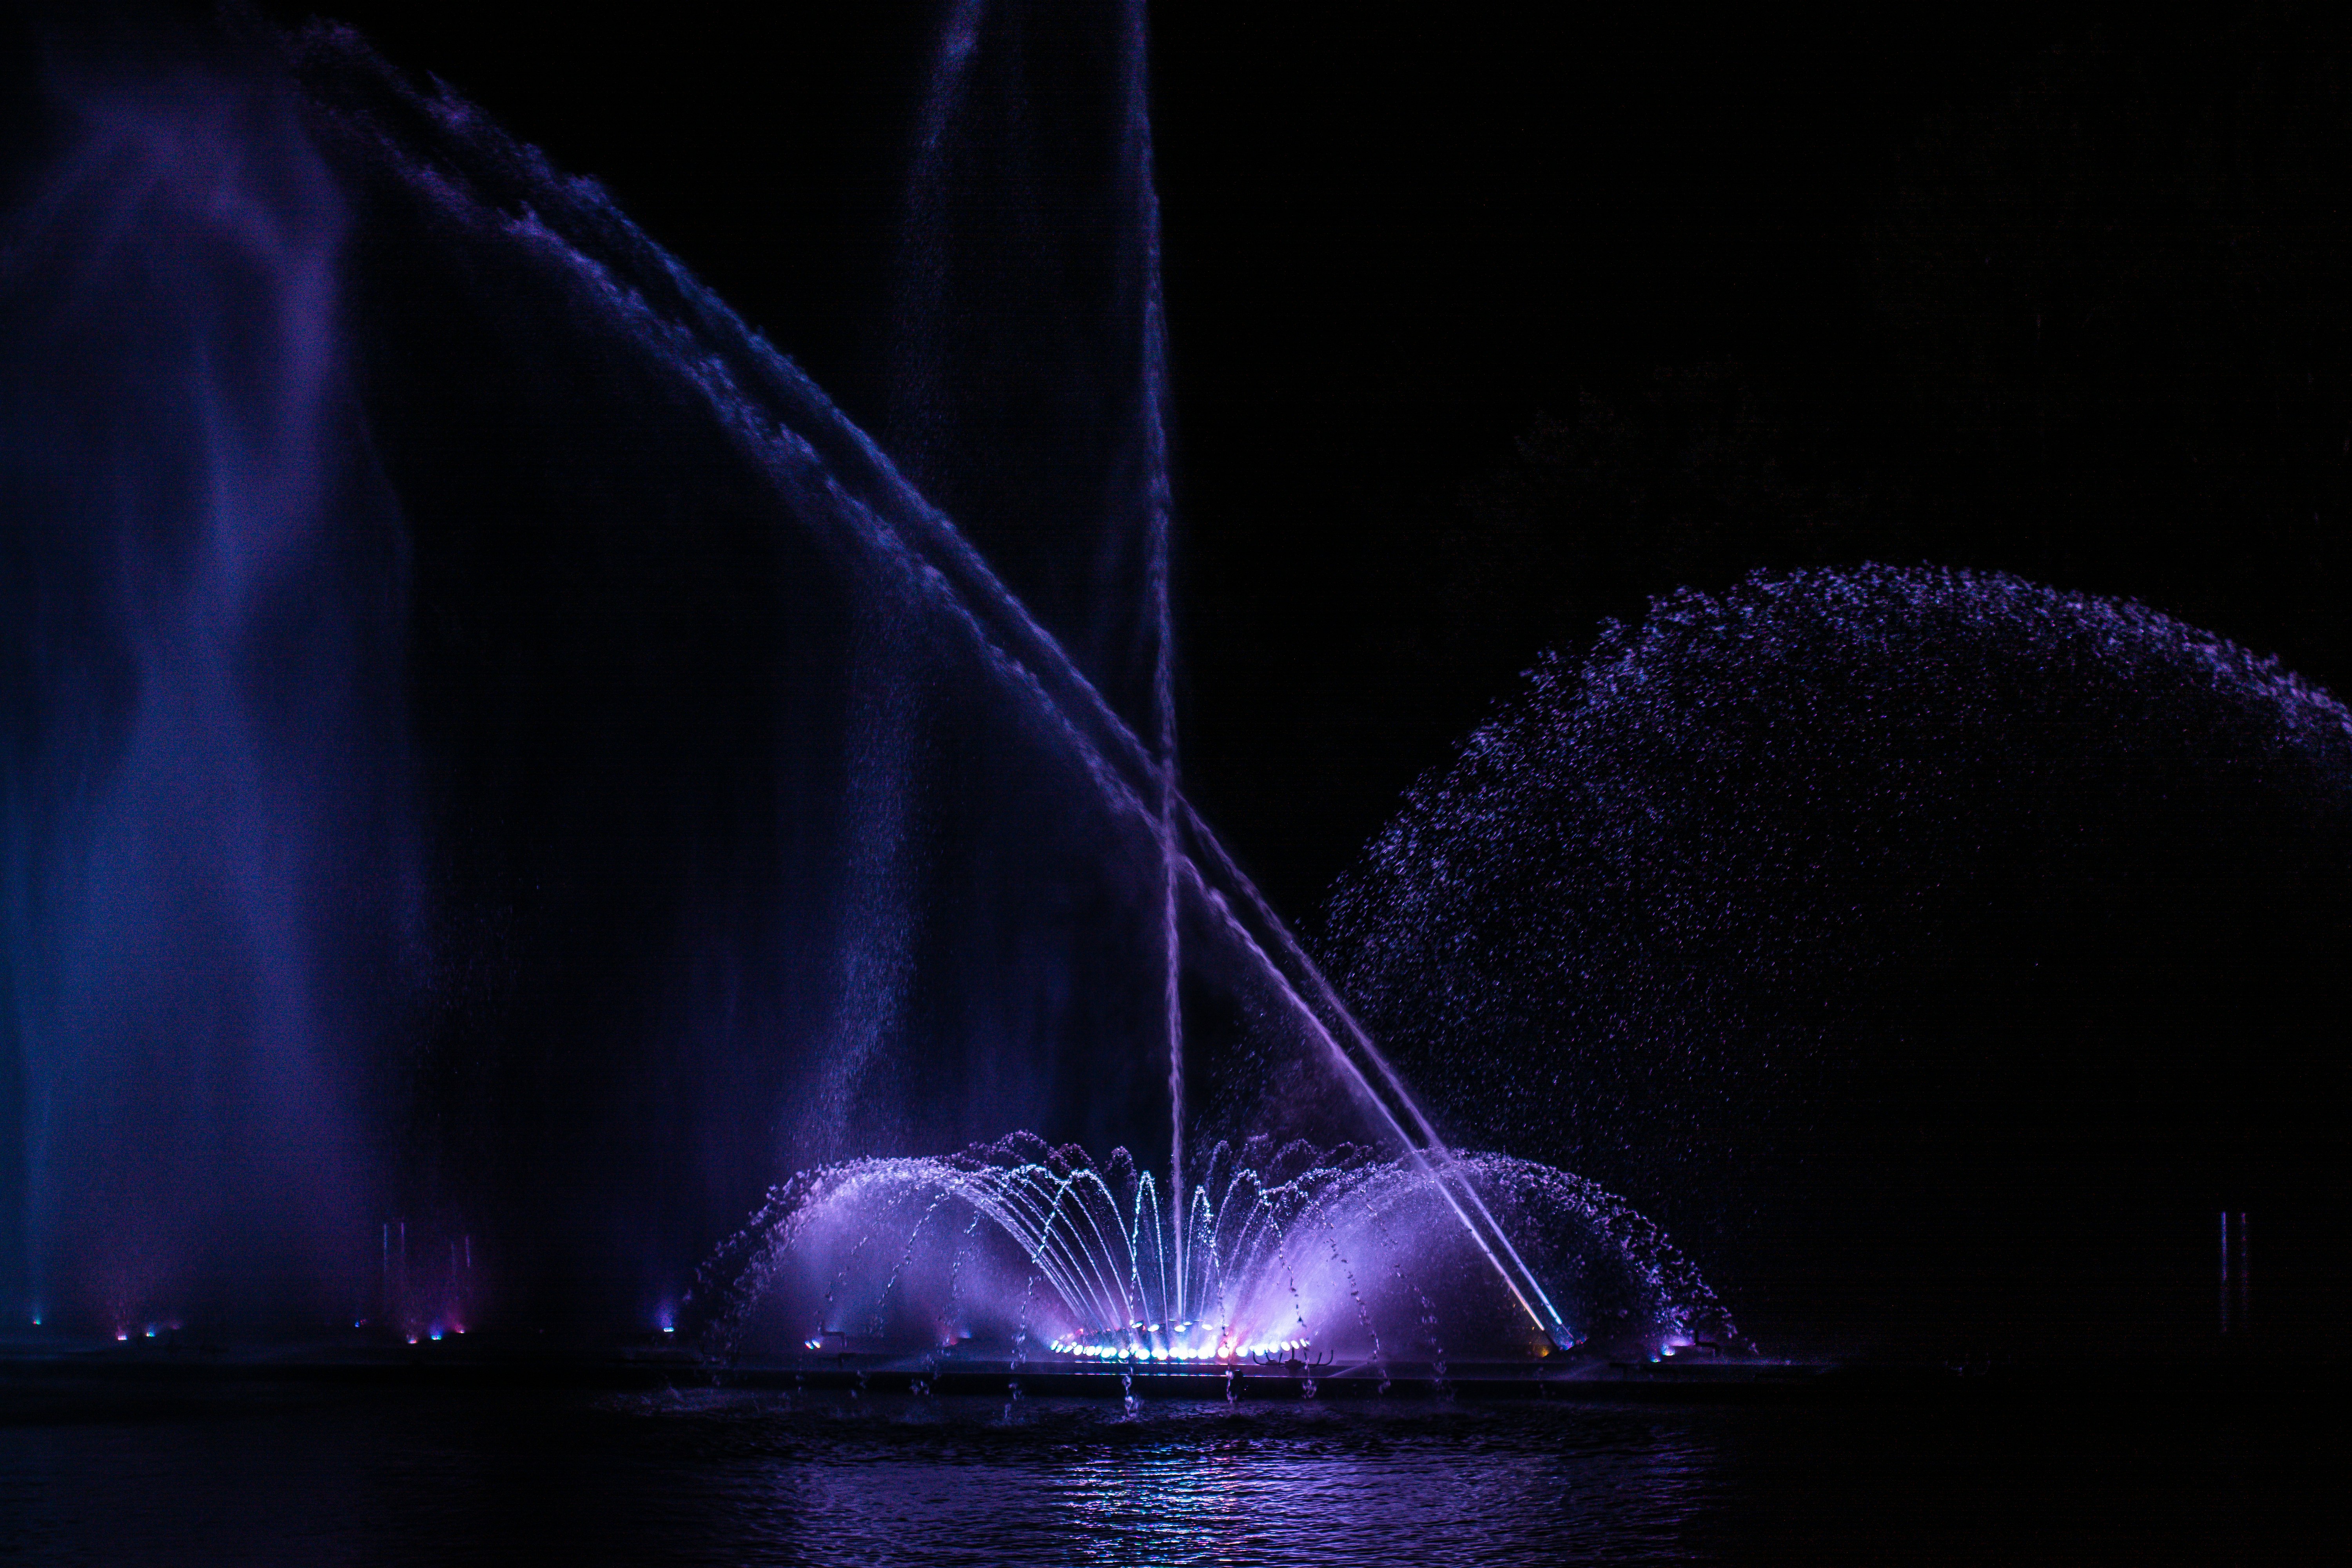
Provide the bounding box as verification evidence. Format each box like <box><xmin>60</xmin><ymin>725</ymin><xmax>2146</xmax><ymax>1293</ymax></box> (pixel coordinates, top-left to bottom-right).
<box><xmin>167</xmin><ymin>0</ymin><xmax>2352</xmax><ymax>924</ymax></box>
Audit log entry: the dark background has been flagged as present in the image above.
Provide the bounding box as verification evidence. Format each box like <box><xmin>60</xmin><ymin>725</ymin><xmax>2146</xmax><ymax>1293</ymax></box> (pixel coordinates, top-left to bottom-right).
<box><xmin>171</xmin><ymin>0</ymin><xmax>2352</xmax><ymax>930</ymax></box>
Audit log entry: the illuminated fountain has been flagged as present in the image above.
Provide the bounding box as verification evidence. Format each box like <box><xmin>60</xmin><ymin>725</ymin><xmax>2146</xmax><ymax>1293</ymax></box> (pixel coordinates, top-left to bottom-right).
<box><xmin>0</xmin><ymin>2</ymin><xmax>1713</xmax><ymax>1363</ymax></box>
<box><xmin>22</xmin><ymin>4</ymin><xmax>2332</xmax><ymax>1369</ymax></box>
<box><xmin>667</xmin><ymin>0</ymin><xmax>1746</xmax><ymax>1371</ymax></box>
<box><xmin>699</xmin><ymin>1135</ymin><xmax>1736</xmax><ymax>1367</ymax></box>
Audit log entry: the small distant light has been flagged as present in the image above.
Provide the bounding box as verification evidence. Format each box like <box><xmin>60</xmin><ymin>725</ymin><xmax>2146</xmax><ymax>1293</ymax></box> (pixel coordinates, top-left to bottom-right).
<box><xmin>406</xmin><ymin>1335</ymin><xmax>419</xmax><ymax>1345</ymax></box>
<box><xmin>354</xmin><ymin>1319</ymin><xmax>367</xmax><ymax>1329</ymax></box>
<box><xmin>429</xmin><ymin>1328</ymin><xmax>443</xmax><ymax>1342</ymax></box>
<box><xmin>30</xmin><ymin>1315</ymin><xmax>41</xmax><ymax>1328</ymax></box>
<box><xmin>662</xmin><ymin>1325</ymin><xmax>675</xmax><ymax>1335</ymax></box>
<box><xmin>114</xmin><ymin>1329</ymin><xmax>128</xmax><ymax>1342</ymax></box>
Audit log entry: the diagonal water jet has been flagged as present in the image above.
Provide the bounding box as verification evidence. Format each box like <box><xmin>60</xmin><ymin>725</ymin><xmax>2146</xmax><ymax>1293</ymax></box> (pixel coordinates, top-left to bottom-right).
<box><xmin>296</xmin><ymin>19</ymin><xmax>1568</xmax><ymax>1345</ymax></box>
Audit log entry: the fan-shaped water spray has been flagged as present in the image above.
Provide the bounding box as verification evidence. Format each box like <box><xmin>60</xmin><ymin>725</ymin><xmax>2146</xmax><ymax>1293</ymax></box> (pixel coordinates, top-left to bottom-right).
<box><xmin>697</xmin><ymin>1134</ymin><xmax>1734</xmax><ymax>1366</ymax></box>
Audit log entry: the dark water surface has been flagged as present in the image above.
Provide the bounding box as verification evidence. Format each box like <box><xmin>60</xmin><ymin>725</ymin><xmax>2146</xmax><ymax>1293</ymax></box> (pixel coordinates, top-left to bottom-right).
<box><xmin>0</xmin><ymin>1376</ymin><xmax>2331</xmax><ymax>1564</ymax></box>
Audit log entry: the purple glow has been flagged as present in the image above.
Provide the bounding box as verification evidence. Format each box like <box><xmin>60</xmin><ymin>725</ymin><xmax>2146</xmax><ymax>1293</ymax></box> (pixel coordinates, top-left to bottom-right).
<box><xmin>705</xmin><ymin>1138</ymin><xmax>1732</xmax><ymax>1363</ymax></box>
<box><xmin>5</xmin><ymin>45</ymin><xmax>410</xmax><ymax>1331</ymax></box>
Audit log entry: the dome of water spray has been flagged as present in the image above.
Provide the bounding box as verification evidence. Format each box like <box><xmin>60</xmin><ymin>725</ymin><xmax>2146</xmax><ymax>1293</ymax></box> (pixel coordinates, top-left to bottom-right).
<box><xmin>1325</xmin><ymin>564</ymin><xmax>2352</xmax><ymax>1356</ymax></box>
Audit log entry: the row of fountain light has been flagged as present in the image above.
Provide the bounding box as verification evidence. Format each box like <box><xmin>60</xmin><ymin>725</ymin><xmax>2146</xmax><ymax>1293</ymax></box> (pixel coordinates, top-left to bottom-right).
<box><xmin>794</xmin><ymin>1320</ymin><xmax>1314</xmax><ymax>1363</ymax></box>
<box><xmin>1045</xmin><ymin>1323</ymin><xmax>1312</xmax><ymax>1363</ymax></box>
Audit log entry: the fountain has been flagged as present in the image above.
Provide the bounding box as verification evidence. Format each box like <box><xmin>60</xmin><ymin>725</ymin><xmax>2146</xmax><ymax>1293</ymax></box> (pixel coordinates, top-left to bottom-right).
<box><xmin>666</xmin><ymin>0</ymin><xmax>1711</xmax><ymax>1368</ymax></box>
<box><xmin>2</xmin><ymin>4</ymin><xmax>2337</xmax><ymax>1370</ymax></box>
<box><xmin>0</xmin><ymin>3</ymin><xmax>1695</xmax><ymax>1364</ymax></box>
<box><xmin>698</xmin><ymin>1134</ymin><xmax>1735</xmax><ymax>1368</ymax></box>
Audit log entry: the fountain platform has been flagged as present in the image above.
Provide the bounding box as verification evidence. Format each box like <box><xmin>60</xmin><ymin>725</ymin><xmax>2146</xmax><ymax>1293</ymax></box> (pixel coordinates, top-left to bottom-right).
<box><xmin>9</xmin><ymin>1319</ymin><xmax>2343</xmax><ymax>1423</ymax></box>
<box><xmin>16</xmin><ymin>1334</ymin><xmax>2330</xmax><ymax>1410</ymax></box>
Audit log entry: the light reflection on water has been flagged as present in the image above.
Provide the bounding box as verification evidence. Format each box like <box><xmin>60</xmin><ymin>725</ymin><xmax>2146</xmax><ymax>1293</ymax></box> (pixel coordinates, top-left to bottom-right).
<box><xmin>740</xmin><ymin>1401</ymin><xmax>1714</xmax><ymax>1565</ymax></box>
<box><xmin>0</xmin><ymin>1380</ymin><xmax>2318</xmax><ymax>1565</ymax></box>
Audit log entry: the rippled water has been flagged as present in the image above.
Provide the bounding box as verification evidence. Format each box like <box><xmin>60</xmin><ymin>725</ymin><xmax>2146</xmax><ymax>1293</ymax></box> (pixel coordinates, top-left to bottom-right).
<box><xmin>0</xmin><ymin>1377</ymin><xmax>2327</xmax><ymax>1564</ymax></box>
